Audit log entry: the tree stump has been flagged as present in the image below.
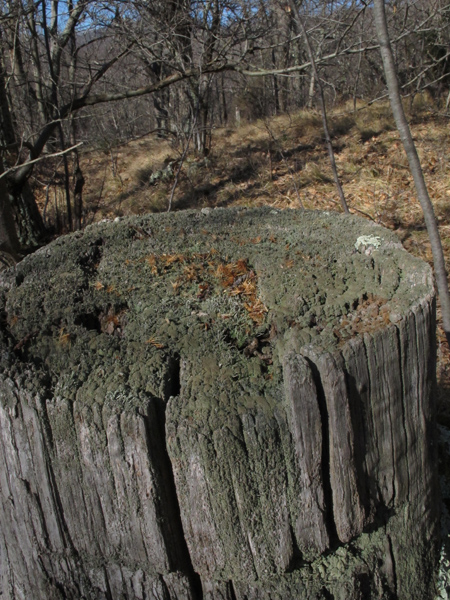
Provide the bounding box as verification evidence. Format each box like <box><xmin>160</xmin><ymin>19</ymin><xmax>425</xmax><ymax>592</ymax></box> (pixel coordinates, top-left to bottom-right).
<box><xmin>0</xmin><ymin>208</ymin><xmax>439</xmax><ymax>599</ymax></box>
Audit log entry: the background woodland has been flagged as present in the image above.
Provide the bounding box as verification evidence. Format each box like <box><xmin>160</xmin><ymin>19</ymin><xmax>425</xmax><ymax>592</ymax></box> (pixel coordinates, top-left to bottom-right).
<box><xmin>1</xmin><ymin>0</ymin><xmax>450</xmax><ymax>238</ymax></box>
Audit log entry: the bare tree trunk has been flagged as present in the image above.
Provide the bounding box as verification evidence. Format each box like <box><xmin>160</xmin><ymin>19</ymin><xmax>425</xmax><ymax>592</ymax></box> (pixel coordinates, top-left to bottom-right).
<box><xmin>26</xmin><ymin>6</ymin><xmax>48</xmax><ymax>129</ymax></box>
<box><xmin>70</xmin><ymin>117</ymin><xmax>84</xmax><ymax>232</ymax></box>
<box><xmin>0</xmin><ymin>46</ymin><xmax>45</xmax><ymax>252</ymax></box>
<box><xmin>289</xmin><ymin>0</ymin><xmax>349</xmax><ymax>214</ymax></box>
<box><xmin>0</xmin><ymin>159</ymin><xmax>21</xmax><ymax>260</ymax></box>
<box><xmin>272</xmin><ymin>49</ymin><xmax>280</xmax><ymax>115</ymax></box>
<box><xmin>73</xmin><ymin>157</ymin><xmax>84</xmax><ymax>231</ymax></box>
<box><xmin>9</xmin><ymin>179</ymin><xmax>46</xmax><ymax>248</ymax></box>
<box><xmin>58</xmin><ymin>124</ymin><xmax>72</xmax><ymax>232</ymax></box>
<box><xmin>353</xmin><ymin>35</ymin><xmax>364</xmax><ymax>113</ymax></box>
<box><xmin>373</xmin><ymin>0</ymin><xmax>450</xmax><ymax>343</ymax></box>
<box><xmin>221</xmin><ymin>73</ymin><xmax>228</xmax><ymax>124</ymax></box>
<box><xmin>307</xmin><ymin>68</ymin><xmax>315</xmax><ymax>109</ymax></box>
<box><xmin>197</xmin><ymin>96</ymin><xmax>210</xmax><ymax>155</ymax></box>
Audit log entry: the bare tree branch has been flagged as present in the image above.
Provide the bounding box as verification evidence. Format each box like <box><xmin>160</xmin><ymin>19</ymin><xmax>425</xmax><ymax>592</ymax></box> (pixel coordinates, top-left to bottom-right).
<box><xmin>2</xmin><ymin>142</ymin><xmax>83</xmax><ymax>179</ymax></box>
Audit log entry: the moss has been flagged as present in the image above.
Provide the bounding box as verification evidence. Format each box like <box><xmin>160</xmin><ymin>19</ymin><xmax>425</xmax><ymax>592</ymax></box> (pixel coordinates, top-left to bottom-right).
<box><xmin>0</xmin><ymin>207</ymin><xmax>437</xmax><ymax>598</ymax></box>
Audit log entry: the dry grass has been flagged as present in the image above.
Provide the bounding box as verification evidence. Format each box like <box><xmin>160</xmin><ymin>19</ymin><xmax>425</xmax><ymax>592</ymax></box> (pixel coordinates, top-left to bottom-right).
<box><xmin>35</xmin><ymin>95</ymin><xmax>450</xmax><ymax>421</ymax></box>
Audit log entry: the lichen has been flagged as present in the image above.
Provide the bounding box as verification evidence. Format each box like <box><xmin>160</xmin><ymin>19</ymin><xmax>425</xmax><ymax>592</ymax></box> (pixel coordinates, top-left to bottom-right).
<box><xmin>355</xmin><ymin>234</ymin><xmax>383</xmax><ymax>252</ymax></box>
<box><xmin>0</xmin><ymin>207</ymin><xmax>437</xmax><ymax>599</ymax></box>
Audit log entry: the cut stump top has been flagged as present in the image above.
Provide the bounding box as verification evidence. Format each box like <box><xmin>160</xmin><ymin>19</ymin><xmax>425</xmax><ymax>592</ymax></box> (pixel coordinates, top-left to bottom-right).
<box><xmin>0</xmin><ymin>207</ymin><xmax>432</xmax><ymax>395</ymax></box>
<box><xmin>0</xmin><ymin>207</ymin><xmax>439</xmax><ymax>600</ymax></box>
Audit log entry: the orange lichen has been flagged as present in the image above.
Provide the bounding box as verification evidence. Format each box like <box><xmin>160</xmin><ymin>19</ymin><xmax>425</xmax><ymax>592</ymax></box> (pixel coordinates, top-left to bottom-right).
<box><xmin>140</xmin><ymin>251</ymin><xmax>268</xmax><ymax>328</ymax></box>
<box><xmin>58</xmin><ymin>328</ymin><xmax>72</xmax><ymax>347</ymax></box>
<box><xmin>244</xmin><ymin>298</ymin><xmax>268</xmax><ymax>324</ymax></box>
<box><xmin>145</xmin><ymin>336</ymin><xmax>165</xmax><ymax>349</ymax></box>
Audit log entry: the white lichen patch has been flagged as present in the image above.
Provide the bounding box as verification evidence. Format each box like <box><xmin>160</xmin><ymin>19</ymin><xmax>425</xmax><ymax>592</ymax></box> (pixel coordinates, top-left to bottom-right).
<box><xmin>435</xmin><ymin>425</ymin><xmax>450</xmax><ymax>599</ymax></box>
<box><xmin>355</xmin><ymin>235</ymin><xmax>383</xmax><ymax>254</ymax></box>
<box><xmin>436</xmin><ymin>532</ymin><xmax>450</xmax><ymax>599</ymax></box>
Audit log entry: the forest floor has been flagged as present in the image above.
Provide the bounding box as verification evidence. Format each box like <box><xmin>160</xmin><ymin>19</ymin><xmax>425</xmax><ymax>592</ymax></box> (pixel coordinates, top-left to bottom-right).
<box><xmin>39</xmin><ymin>96</ymin><xmax>450</xmax><ymax>423</ymax></box>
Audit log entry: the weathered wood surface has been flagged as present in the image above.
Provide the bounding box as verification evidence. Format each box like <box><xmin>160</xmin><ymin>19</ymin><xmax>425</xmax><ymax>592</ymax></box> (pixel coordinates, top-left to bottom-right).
<box><xmin>0</xmin><ymin>208</ymin><xmax>440</xmax><ymax>599</ymax></box>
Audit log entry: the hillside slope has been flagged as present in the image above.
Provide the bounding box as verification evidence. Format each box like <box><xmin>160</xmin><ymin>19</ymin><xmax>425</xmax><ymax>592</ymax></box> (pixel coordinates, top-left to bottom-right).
<box><xmin>63</xmin><ymin>100</ymin><xmax>450</xmax><ymax>419</ymax></box>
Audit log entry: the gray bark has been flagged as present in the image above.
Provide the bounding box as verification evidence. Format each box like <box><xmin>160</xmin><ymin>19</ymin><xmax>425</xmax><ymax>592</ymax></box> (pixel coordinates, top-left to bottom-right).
<box><xmin>373</xmin><ymin>0</ymin><xmax>450</xmax><ymax>343</ymax></box>
<box><xmin>0</xmin><ymin>164</ymin><xmax>21</xmax><ymax>261</ymax></box>
<box><xmin>0</xmin><ymin>208</ymin><xmax>440</xmax><ymax>599</ymax></box>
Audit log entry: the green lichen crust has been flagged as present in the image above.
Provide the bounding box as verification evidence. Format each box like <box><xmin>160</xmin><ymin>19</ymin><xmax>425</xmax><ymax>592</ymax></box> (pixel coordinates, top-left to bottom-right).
<box><xmin>0</xmin><ymin>208</ymin><xmax>439</xmax><ymax>599</ymax></box>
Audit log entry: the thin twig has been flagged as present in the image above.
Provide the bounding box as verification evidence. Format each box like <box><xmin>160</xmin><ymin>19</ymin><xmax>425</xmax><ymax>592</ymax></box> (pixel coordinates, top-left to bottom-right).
<box><xmin>288</xmin><ymin>0</ymin><xmax>349</xmax><ymax>213</ymax></box>
<box><xmin>0</xmin><ymin>143</ymin><xmax>83</xmax><ymax>180</ymax></box>
<box><xmin>263</xmin><ymin>121</ymin><xmax>305</xmax><ymax>210</ymax></box>
<box><xmin>167</xmin><ymin>112</ymin><xmax>198</xmax><ymax>212</ymax></box>
<box><xmin>327</xmin><ymin>197</ymin><xmax>377</xmax><ymax>222</ymax></box>
<box><xmin>43</xmin><ymin>181</ymin><xmax>52</xmax><ymax>226</ymax></box>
